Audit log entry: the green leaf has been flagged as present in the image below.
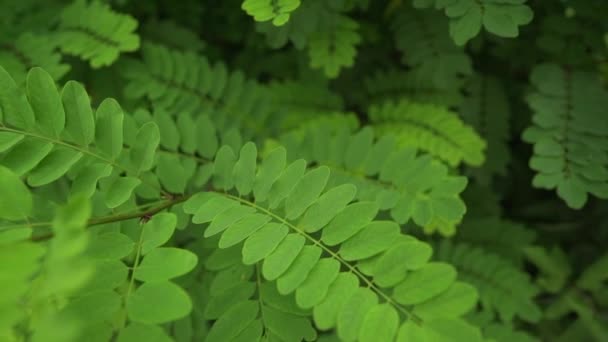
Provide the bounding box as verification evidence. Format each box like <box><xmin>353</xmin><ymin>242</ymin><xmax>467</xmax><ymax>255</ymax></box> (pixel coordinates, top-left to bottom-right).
<box><xmin>27</xmin><ymin>147</ymin><xmax>82</xmax><ymax>186</ymax></box>
<box><xmin>61</xmin><ymin>81</ymin><xmax>95</xmax><ymax>146</ymax></box>
<box><xmin>253</xmin><ymin>146</ymin><xmax>287</xmax><ymax>202</ymax></box>
<box><xmin>242</xmin><ymin>222</ymin><xmax>288</xmax><ymax>265</ymax></box>
<box><xmin>233</xmin><ymin>142</ymin><xmax>257</xmax><ymax>196</ymax></box>
<box><xmin>296</xmin><ymin>258</ymin><xmax>340</xmax><ymax>309</ymax></box>
<box><xmin>156</xmin><ymin>154</ymin><xmax>187</xmax><ymax>194</ymax></box>
<box><xmin>193</xmin><ymin>195</ymin><xmax>239</xmax><ymax>224</ymax></box>
<box><xmin>95</xmin><ymin>99</ymin><xmax>123</xmax><ymax>160</ymax></box>
<box><xmin>141</xmin><ymin>212</ymin><xmax>177</xmax><ymax>254</ymax></box>
<box><xmin>135</xmin><ymin>247</ymin><xmax>198</xmax><ymax>282</ymax></box>
<box><xmin>218</xmin><ymin>213</ymin><xmax>272</xmax><ymax>248</ymax></box>
<box><xmin>26</xmin><ymin>67</ymin><xmax>65</xmax><ymax>137</ymax></box>
<box><xmin>71</xmin><ymin>163</ymin><xmax>112</xmax><ymax>196</ymax></box>
<box><xmin>105</xmin><ymin>176</ymin><xmax>141</xmax><ymax>208</ymax></box>
<box><xmin>204</xmin><ymin>282</ymin><xmax>256</xmax><ymax>320</ymax></box>
<box><xmin>117</xmin><ymin>323</ymin><xmax>172</xmax><ymax>342</ymax></box>
<box><xmin>262</xmin><ymin>304</ymin><xmax>317</xmax><ymax>341</ymax></box>
<box><xmin>154</xmin><ymin>110</ymin><xmax>179</xmax><ymax>151</ymax></box>
<box><xmin>268</xmin><ymin>159</ymin><xmax>307</xmax><ymax>209</ymax></box>
<box><xmin>314</xmin><ymin>273</ymin><xmax>359</xmax><ymax>330</ymax></box>
<box><xmin>557</xmin><ymin>177</ymin><xmax>588</xmax><ymax>209</ymax></box>
<box><xmin>285</xmin><ymin>166</ymin><xmax>330</xmax><ymax>219</ymax></box>
<box><xmin>263</xmin><ymin>233</ymin><xmax>305</xmax><ymax>280</ymax></box>
<box><xmin>0</xmin><ymin>132</ymin><xmax>24</xmax><ymax>152</ymax></box>
<box><xmin>231</xmin><ymin>321</ymin><xmax>263</xmax><ymax>342</ymax></box>
<box><xmin>337</xmin><ymin>288</ymin><xmax>378</xmax><ymax>341</ymax></box>
<box><xmin>397</xmin><ymin>318</ymin><xmax>483</xmax><ymax>342</ymax></box>
<box><xmin>130</xmin><ymin>122</ymin><xmax>160</xmax><ymax>173</ymax></box>
<box><xmin>1</xmin><ymin>139</ymin><xmax>53</xmax><ymax>176</ymax></box>
<box><xmin>449</xmin><ymin>4</ymin><xmax>482</xmax><ymax>46</ymax></box>
<box><xmin>339</xmin><ymin>221</ymin><xmax>400</xmax><ymax>261</ymax></box>
<box><xmin>413</xmin><ymin>282</ymin><xmax>478</xmax><ymax>319</ymax></box>
<box><xmin>359</xmin><ymin>304</ymin><xmax>399</xmax><ymax>342</ymax></box>
<box><xmin>127</xmin><ymin>281</ymin><xmax>192</xmax><ymax>324</ymax></box>
<box><xmin>205</xmin><ymin>300</ymin><xmax>259</xmax><ymax>342</ymax></box>
<box><xmin>0</xmin><ymin>165</ymin><xmax>32</xmax><ymax>221</ymax></box>
<box><xmin>299</xmin><ymin>184</ymin><xmax>357</xmax><ymax>233</ymax></box>
<box><xmin>195</xmin><ymin>114</ymin><xmax>218</xmax><ymax>158</ymax></box>
<box><xmin>213</xmin><ymin>145</ymin><xmax>237</xmax><ymax>191</ymax></box>
<box><xmin>321</xmin><ymin>202</ymin><xmax>379</xmax><ymax>246</ymax></box>
<box><xmin>0</xmin><ymin>65</ymin><xmax>35</xmax><ymax>129</ymax></box>
<box><xmin>204</xmin><ymin>204</ymin><xmax>255</xmax><ymax>238</ymax></box>
<box><xmin>482</xmin><ymin>3</ymin><xmax>533</xmax><ymax>38</ymax></box>
<box><xmin>277</xmin><ymin>246</ymin><xmax>322</xmax><ymax>295</ymax></box>
<box><xmin>393</xmin><ymin>262</ymin><xmax>457</xmax><ymax>305</ymax></box>
<box><xmin>87</xmin><ymin>232</ymin><xmax>134</xmax><ymax>260</ymax></box>
<box><xmin>373</xmin><ymin>240</ymin><xmax>432</xmax><ymax>287</ymax></box>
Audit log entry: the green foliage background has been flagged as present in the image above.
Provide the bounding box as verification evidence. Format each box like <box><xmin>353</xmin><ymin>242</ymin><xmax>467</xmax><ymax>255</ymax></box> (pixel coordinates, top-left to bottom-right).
<box><xmin>1</xmin><ymin>0</ymin><xmax>607</xmax><ymax>341</ymax></box>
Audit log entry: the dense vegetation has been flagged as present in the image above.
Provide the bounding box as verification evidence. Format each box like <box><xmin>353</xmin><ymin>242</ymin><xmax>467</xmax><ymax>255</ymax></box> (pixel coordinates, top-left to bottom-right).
<box><xmin>1</xmin><ymin>0</ymin><xmax>607</xmax><ymax>341</ymax></box>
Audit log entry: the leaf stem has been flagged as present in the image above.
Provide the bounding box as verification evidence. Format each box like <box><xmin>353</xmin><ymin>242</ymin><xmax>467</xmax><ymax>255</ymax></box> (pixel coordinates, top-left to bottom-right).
<box><xmin>222</xmin><ymin>193</ymin><xmax>424</xmax><ymax>325</ymax></box>
<box><xmin>27</xmin><ymin>195</ymin><xmax>189</xmax><ymax>241</ymax></box>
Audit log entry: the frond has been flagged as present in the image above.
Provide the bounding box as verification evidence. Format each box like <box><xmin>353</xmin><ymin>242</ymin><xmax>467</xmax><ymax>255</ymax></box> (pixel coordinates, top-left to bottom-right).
<box><xmin>279</xmin><ymin>124</ymin><xmax>469</xmax><ymax>236</ymax></box>
<box><xmin>121</xmin><ymin>43</ymin><xmax>276</xmax><ymax>139</ymax></box>
<box><xmin>369</xmin><ymin>100</ymin><xmax>487</xmax><ymax>167</ymax></box>
<box><xmin>255</xmin><ymin>0</ymin><xmax>324</xmax><ymax>50</ymax></box>
<box><xmin>55</xmin><ymin>0</ymin><xmax>140</xmax><ymax>68</ymax></box>
<box><xmin>460</xmin><ymin>74</ymin><xmax>511</xmax><ymax>184</ymax></box>
<box><xmin>183</xmin><ymin>142</ymin><xmax>483</xmax><ymax>340</ymax></box>
<box><xmin>266</xmin><ymin>79</ymin><xmax>346</xmax><ymax>132</ymax></box>
<box><xmin>456</xmin><ymin>217</ymin><xmax>537</xmax><ymax>265</ymax></box>
<box><xmin>0</xmin><ymin>66</ymin><xmax>161</xmax><ymax>210</ymax></box>
<box><xmin>307</xmin><ymin>13</ymin><xmax>361</xmax><ymax>78</ymax></box>
<box><xmin>0</xmin><ymin>33</ymin><xmax>69</xmax><ymax>85</ymax></box>
<box><xmin>242</xmin><ymin>0</ymin><xmax>302</xmax><ymax>26</ymax></box>
<box><xmin>436</xmin><ymin>241</ymin><xmax>542</xmax><ymax>323</ymax></box>
<box><xmin>522</xmin><ymin>63</ymin><xmax>608</xmax><ymax>209</ymax></box>
<box><xmin>391</xmin><ymin>8</ymin><xmax>472</xmax><ymax>89</ymax></box>
<box><xmin>365</xmin><ymin>68</ymin><xmax>464</xmax><ymax>107</ymax></box>
<box><xmin>412</xmin><ymin>0</ymin><xmax>534</xmax><ymax>46</ymax></box>
<box><xmin>201</xmin><ymin>261</ymin><xmax>317</xmax><ymax>341</ymax></box>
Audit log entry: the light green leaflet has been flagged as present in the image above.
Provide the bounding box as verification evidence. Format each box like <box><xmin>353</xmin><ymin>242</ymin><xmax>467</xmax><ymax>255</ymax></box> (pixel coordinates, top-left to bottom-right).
<box><xmin>339</xmin><ymin>221</ymin><xmax>401</xmax><ymax>261</ymax></box>
<box><xmin>285</xmin><ymin>166</ymin><xmax>330</xmax><ymax>219</ymax></box>
<box><xmin>95</xmin><ymin>98</ymin><xmax>124</xmax><ymax>160</ymax></box>
<box><xmin>295</xmin><ymin>258</ymin><xmax>340</xmax><ymax>309</ymax></box>
<box><xmin>233</xmin><ymin>142</ymin><xmax>257</xmax><ymax>196</ymax></box>
<box><xmin>242</xmin><ymin>223</ymin><xmax>288</xmax><ymax>265</ymax></box>
<box><xmin>299</xmin><ymin>184</ymin><xmax>357</xmax><ymax>233</ymax></box>
<box><xmin>134</xmin><ymin>247</ymin><xmax>198</xmax><ymax>282</ymax></box>
<box><xmin>205</xmin><ymin>301</ymin><xmax>259</xmax><ymax>342</ymax></box>
<box><xmin>253</xmin><ymin>146</ymin><xmax>287</xmax><ymax>202</ymax></box>
<box><xmin>117</xmin><ymin>323</ymin><xmax>172</xmax><ymax>342</ymax></box>
<box><xmin>130</xmin><ymin>122</ymin><xmax>160</xmax><ymax>174</ymax></box>
<box><xmin>0</xmin><ymin>165</ymin><xmax>32</xmax><ymax>221</ymax></box>
<box><xmin>104</xmin><ymin>176</ymin><xmax>141</xmax><ymax>208</ymax></box>
<box><xmin>313</xmin><ymin>273</ymin><xmax>359</xmax><ymax>330</ymax></box>
<box><xmin>61</xmin><ymin>81</ymin><xmax>95</xmax><ymax>146</ymax></box>
<box><xmin>393</xmin><ymin>262</ymin><xmax>457</xmax><ymax>305</ymax></box>
<box><xmin>26</xmin><ymin>67</ymin><xmax>65</xmax><ymax>138</ymax></box>
<box><xmin>277</xmin><ymin>246</ymin><xmax>322</xmax><ymax>295</ymax></box>
<box><xmin>337</xmin><ymin>288</ymin><xmax>378</xmax><ymax>341</ymax></box>
<box><xmin>359</xmin><ymin>304</ymin><xmax>399</xmax><ymax>342</ymax></box>
<box><xmin>86</xmin><ymin>232</ymin><xmax>134</xmax><ymax>260</ymax></box>
<box><xmin>262</xmin><ymin>233</ymin><xmax>305</xmax><ymax>280</ymax></box>
<box><xmin>127</xmin><ymin>281</ymin><xmax>192</xmax><ymax>324</ymax></box>
<box><xmin>413</xmin><ymin>282</ymin><xmax>478</xmax><ymax>319</ymax></box>
<box><xmin>140</xmin><ymin>213</ymin><xmax>177</xmax><ymax>254</ymax></box>
<box><xmin>321</xmin><ymin>201</ymin><xmax>379</xmax><ymax>246</ymax></box>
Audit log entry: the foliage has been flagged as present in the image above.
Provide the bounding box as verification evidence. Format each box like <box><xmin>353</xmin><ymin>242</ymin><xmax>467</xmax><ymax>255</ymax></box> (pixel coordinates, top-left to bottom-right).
<box><xmin>1</xmin><ymin>0</ymin><xmax>607</xmax><ymax>341</ymax></box>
